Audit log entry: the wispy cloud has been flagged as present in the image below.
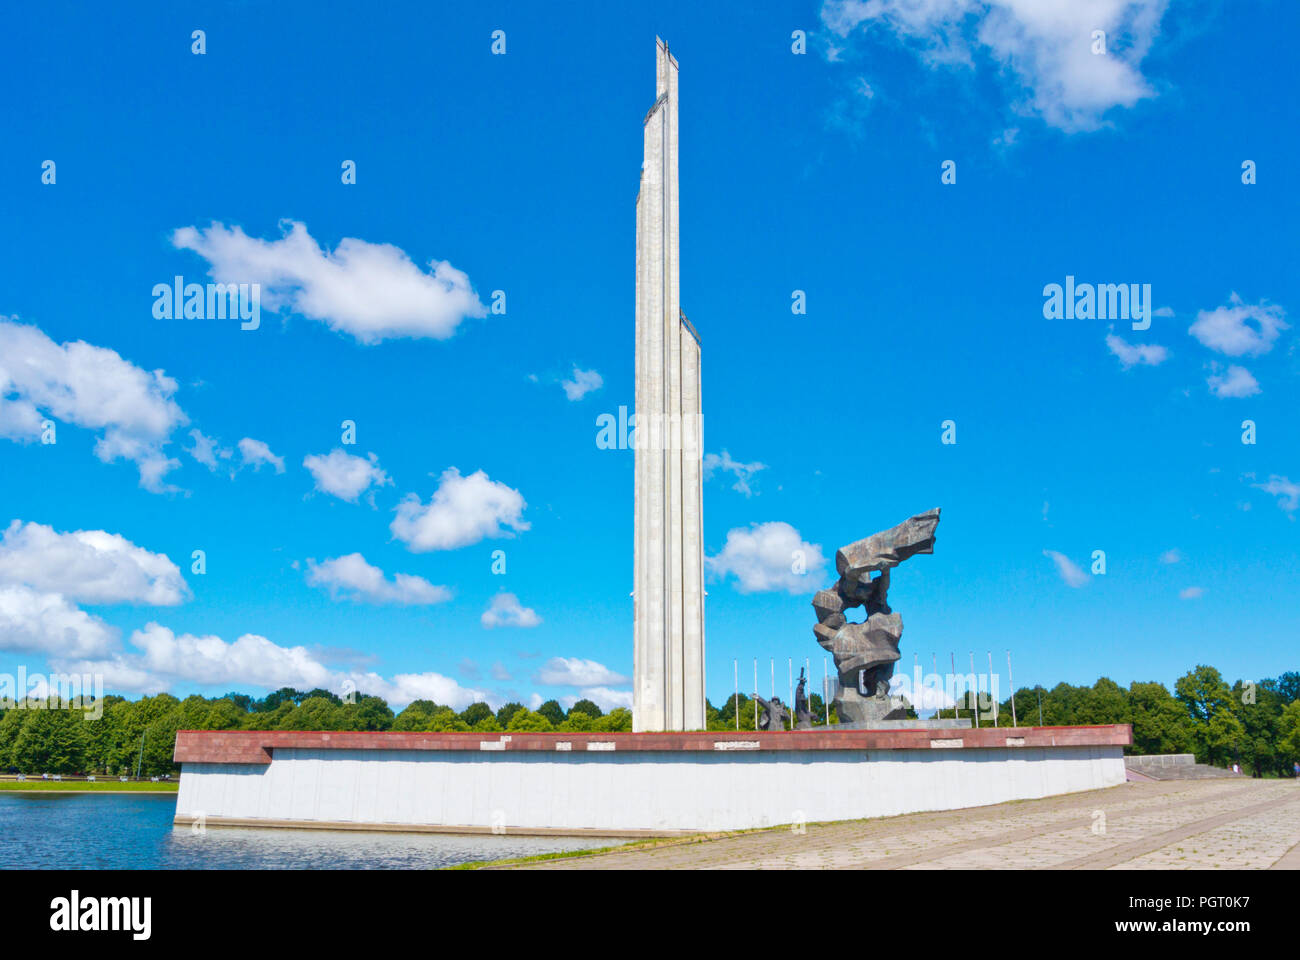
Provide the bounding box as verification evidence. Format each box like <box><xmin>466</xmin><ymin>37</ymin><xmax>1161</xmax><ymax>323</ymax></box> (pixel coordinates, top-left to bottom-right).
<box><xmin>1105</xmin><ymin>329</ymin><xmax>1168</xmax><ymax>369</ymax></box>
<box><xmin>703</xmin><ymin>450</ymin><xmax>768</xmax><ymax>497</ymax></box>
<box><xmin>1252</xmin><ymin>475</ymin><xmax>1299</xmax><ymax>516</ymax></box>
<box><xmin>481</xmin><ymin>592</ymin><xmax>541</xmax><ymax>629</ymax></box>
<box><xmin>560</xmin><ymin>366</ymin><xmax>603</xmax><ymax>401</ymax></box>
<box><xmin>305</xmin><ymin>553</ymin><xmax>452</xmax><ymax>605</ymax></box>
<box><xmin>238</xmin><ymin>437</ymin><xmax>285</xmax><ymax>474</ymax></box>
<box><xmin>1206</xmin><ymin>364</ymin><xmax>1260</xmax><ymax>399</ymax></box>
<box><xmin>1042</xmin><ymin>549</ymin><xmax>1089</xmax><ymax>588</ymax></box>
<box><xmin>1189</xmin><ymin>294</ymin><xmax>1288</xmax><ymax>356</ymax></box>
<box><xmin>303</xmin><ymin>449</ymin><xmax>391</xmax><ymax>503</ymax></box>
<box><xmin>0</xmin><ymin>319</ymin><xmax>187</xmax><ymax>492</ymax></box>
<box><xmin>173</xmin><ymin>220</ymin><xmax>487</xmax><ymax>344</ymax></box>
<box><xmin>821</xmin><ymin>0</ymin><xmax>1170</xmax><ymax>132</ymax></box>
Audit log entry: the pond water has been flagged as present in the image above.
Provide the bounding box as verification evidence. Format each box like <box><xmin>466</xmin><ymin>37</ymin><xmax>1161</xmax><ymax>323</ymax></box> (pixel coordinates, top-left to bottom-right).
<box><xmin>0</xmin><ymin>793</ymin><xmax>602</xmax><ymax>869</ymax></box>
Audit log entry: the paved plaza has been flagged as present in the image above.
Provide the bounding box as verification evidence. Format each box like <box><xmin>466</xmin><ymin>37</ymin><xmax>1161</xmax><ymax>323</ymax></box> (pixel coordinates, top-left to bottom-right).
<box><xmin>505</xmin><ymin>779</ymin><xmax>1300</xmax><ymax>870</ymax></box>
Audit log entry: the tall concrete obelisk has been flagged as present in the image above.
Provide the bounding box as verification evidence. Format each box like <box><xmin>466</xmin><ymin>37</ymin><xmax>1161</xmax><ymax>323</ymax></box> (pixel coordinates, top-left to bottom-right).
<box><xmin>633</xmin><ymin>37</ymin><xmax>705</xmax><ymax>732</ymax></box>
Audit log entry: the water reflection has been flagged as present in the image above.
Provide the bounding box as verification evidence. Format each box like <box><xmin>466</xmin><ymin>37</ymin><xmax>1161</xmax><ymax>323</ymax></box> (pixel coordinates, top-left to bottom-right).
<box><xmin>0</xmin><ymin>794</ymin><xmax>604</xmax><ymax>869</ymax></box>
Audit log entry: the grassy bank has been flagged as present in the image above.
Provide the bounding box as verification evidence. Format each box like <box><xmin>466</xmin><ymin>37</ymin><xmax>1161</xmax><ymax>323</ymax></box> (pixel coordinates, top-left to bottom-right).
<box><xmin>0</xmin><ymin>779</ymin><xmax>178</xmax><ymax>793</ymax></box>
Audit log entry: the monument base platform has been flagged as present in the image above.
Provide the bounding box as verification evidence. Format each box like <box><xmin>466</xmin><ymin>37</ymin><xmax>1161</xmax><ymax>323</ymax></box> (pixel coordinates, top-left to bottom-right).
<box><xmin>173</xmin><ymin>725</ymin><xmax>1131</xmax><ymax>837</ymax></box>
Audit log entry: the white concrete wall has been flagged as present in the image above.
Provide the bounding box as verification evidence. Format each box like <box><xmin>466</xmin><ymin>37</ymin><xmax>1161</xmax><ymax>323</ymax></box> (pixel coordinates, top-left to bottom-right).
<box><xmin>176</xmin><ymin>746</ymin><xmax>1125</xmax><ymax>834</ymax></box>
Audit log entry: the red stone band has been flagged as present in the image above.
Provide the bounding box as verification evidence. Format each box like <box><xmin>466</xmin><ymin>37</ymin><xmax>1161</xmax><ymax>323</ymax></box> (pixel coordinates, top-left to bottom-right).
<box><xmin>174</xmin><ymin>724</ymin><xmax>1132</xmax><ymax>765</ymax></box>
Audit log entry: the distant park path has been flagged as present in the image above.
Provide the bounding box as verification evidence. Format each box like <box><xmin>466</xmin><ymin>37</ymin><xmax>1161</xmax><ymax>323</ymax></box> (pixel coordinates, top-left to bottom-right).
<box><xmin>501</xmin><ymin>779</ymin><xmax>1300</xmax><ymax>870</ymax></box>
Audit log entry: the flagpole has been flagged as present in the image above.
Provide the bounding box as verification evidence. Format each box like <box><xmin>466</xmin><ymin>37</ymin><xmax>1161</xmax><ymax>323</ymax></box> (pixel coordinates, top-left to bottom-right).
<box><xmin>987</xmin><ymin>650</ymin><xmax>997</xmax><ymax>725</ymax></box>
<box><xmin>1006</xmin><ymin>650</ymin><xmax>1017</xmax><ymax>726</ymax></box>
<box><xmin>733</xmin><ymin>659</ymin><xmax>739</xmax><ymax>731</ymax></box>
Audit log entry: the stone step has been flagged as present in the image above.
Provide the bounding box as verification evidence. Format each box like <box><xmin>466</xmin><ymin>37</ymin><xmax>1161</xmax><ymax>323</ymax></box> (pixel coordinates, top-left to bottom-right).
<box><xmin>1126</xmin><ymin>761</ymin><xmax>1245</xmax><ymax>781</ymax></box>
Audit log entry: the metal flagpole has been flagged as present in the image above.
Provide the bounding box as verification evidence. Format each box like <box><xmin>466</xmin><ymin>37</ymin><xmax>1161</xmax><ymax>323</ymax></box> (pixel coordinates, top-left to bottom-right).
<box><xmin>931</xmin><ymin>653</ymin><xmax>938</xmax><ymax>720</ymax></box>
<box><xmin>950</xmin><ymin>652</ymin><xmax>957</xmax><ymax>721</ymax></box>
<box><xmin>913</xmin><ymin>652</ymin><xmax>919</xmax><ymax>718</ymax></box>
<box><xmin>823</xmin><ymin>658</ymin><xmax>830</xmax><ymax>726</ymax></box>
<box><xmin>970</xmin><ymin>651</ymin><xmax>979</xmax><ymax>728</ymax></box>
<box><xmin>753</xmin><ymin>659</ymin><xmax>759</xmax><ymax>732</ymax></box>
<box><xmin>734</xmin><ymin>659</ymin><xmax>739</xmax><ymax>730</ymax></box>
<box><xmin>1006</xmin><ymin>650</ymin><xmax>1017</xmax><ymax>726</ymax></box>
<box><xmin>987</xmin><ymin>650</ymin><xmax>997</xmax><ymax>725</ymax></box>
<box><xmin>1038</xmin><ymin>688</ymin><xmax>1043</xmax><ymax>726</ymax></box>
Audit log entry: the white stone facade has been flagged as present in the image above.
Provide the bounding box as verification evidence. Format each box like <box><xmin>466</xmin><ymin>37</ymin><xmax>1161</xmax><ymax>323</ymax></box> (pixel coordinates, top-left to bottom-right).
<box><xmin>175</xmin><ymin>745</ymin><xmax>1127</xmax><ymax>835</ymax></box>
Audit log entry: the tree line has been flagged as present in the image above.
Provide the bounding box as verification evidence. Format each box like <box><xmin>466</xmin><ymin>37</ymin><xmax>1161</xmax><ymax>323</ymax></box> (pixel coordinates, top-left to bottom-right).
<box><xmin>948</xmin><ymin>665</ymin><xmax>1300</xmax><ymax>777</ymax></box>
<box><xmin>0</xmin><ymin>663</ymin><xmax>1295</xmax><ymax>778</ymax></box>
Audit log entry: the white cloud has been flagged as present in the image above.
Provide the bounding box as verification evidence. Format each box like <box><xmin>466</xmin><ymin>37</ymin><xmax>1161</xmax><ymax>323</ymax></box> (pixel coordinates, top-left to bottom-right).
<box><xmin>0</xmin><ymin>520</ymin><xmax>188</xmax><ymax>606</ymax></box>
<box><xmin>305</xmin><ymin>553</ymin><xmax>452</xmax><ymax>605</ymax></box>
<box><xmin>172</xmin><ymin>220</ymin><xmax>487</xmax><ymax>344</ymax></box>
<box><xmin>536</xmin><ymin>657</ymin><xmax>628</xmax><ymax>687</ymax></box>
<box><xmin>1042</xmin><ymin>549</ymin><xmax>1089</xmax><ymax>588</ymax></box>
<box><xmin>821</xmin><ymin>0</ymin><xmax>1169</xmax><ymax>132</ymax></box>
<box><xmin>560</xmin><ymin>366</ymin><xmax>603</xmax><ymax>401</ymax></box>
<box><xmin>1159</xmin><ymin>548</ymin><xmax>1181</xmax><ymax>565</ymax></box>
<box><xmin>707</xmin><ymin>522</ymin><xmax>827</xmax><ymax>594</ymax></box>
<box><xmin>303</xmin><ymin>449</ymin><xmax>391</xmax><ymax>502</ymax></box>
<box><xmin>1252</xmin><ymin>475</ymin><xmax>1299</xmax><ymax>515</ymax></box>
<box><xmin>1189</xmin><ymin>295</ymin><xmax>1288</xmax><ymax>357</ymax></box>
<box><xmin>238</xmin><ymin>437</ymin><xmax>285</xmax><ymax>473</ymax></box>
<box><xmin>1206</xmin><ymin>364</ymin><xmax>1260</xmax><ymax>399</ymax></box>
<box><xmin>481</xmin><ymin>592</ymin><xmax>541</xmax><ymax>629</ymax></box>
<box><xmin>1105</xmin><ymin>330</ymin><xmax>1167</xmax><ymax>369</ymax></box>
<box><xmin>562</xmin><ymin>686</ymin><xmax>634</xmax><ymax>712</ymax></box>
<box><xmin>0</xmin><ymin>584</ymin><xmax>117</xmax><ymax>658</ymax></box>
<box><xmin>0</xmin><ymin>319</ymin><xmax>187</xmax><ymax>492</ymax></box>
<box><xmin>187</xmin><ymin>429</ymin><xmax>230</xmax><ymax>470</ymax></box>
<box><xmin>1179</xmin><ymin>586</ymin><xmax>1203</xmax><ymax>600</ymax></box>
<box><xmin>368</xmin><ymin>672</ymin><xmax>487</xmax><ymax>710</ymax></box>
<box><xmin>392</xmin><ymin>467</ymin><xmax>528</xmax><ymax>552</ymax></box>
<box><xmin>703</xmin><ymin>450</ymin><xmax>769</xmax><ymax>497</ymax></box>
<box><xmin>56</xmin><ymin>621</ymin><xmax>486</xmax><ymax>708</ymax></box>
<box><xmin>1153</xmin><ymin>306</ymin><xmax>1175</xmax><ymax>317</ymax></box>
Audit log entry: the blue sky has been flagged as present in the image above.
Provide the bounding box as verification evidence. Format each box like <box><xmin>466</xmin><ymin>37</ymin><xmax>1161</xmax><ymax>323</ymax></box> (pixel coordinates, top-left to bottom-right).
<box><xmin>0</xmin><ymin>0</ymin><xmax>1295</xmax><ymax>714</ymax></box>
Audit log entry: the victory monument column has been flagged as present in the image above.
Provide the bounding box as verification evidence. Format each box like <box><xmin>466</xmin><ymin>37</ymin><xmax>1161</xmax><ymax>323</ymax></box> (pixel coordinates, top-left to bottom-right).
<box><xmin>632</xmin><ymin>38</ymin><xmax>706</xmax><ymax>732</ymax></box>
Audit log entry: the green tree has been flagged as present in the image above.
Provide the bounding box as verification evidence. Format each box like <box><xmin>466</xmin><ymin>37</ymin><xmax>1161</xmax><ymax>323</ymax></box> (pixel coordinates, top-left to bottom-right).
<box><xmin>255</xmin><ymin>687</ymin><xmax>306</xmax><ymax>712</ymax></box>
<box><xmin>506</xmin><ymin>709</ymin><xmax>554</xmax><ymax>732</ymax></box>
<box><xmin>1202</xmin><ymin>710</ymin><xmax>1246</xmax><ymax>767</ymax></box>
<box><xmin>569</xmin><ymin>699</ymin><xmax>603</xmax><ymax>719</ymax></box>
<box><xmin>342</xmin><ymin>695</ymin><xmax>394</xmax><ymax>731</ymax></box>
<box><xmin>495</xmin><ymin>702</ymin><xmax>524</xmax><ymax>727</ymax></box>
<box><xmin>1175</xmin><ymin>665</ymin><xmax>1233</xmax><ymax>725</ymax></box>
<box><xmin>279</xmin><ymin>696</ymin><xmax>343</xmax><ymax>730</ymax></box>
<box><xmin>242</xmin><ymin>701</ymin><xmax>295</xmax><ymax>730</ymax></box>
<box><xmin>1128</xmin><ymin>681</ymin><xmax>1193</xmax><ymax>756</ymax></box>
<box><xmin>392</xmin><ymin>700</ymin><xmax>442</xmax><ymax>731</ymax></box>
<box><xmin>1278</xmin><ymin>701</ymin><xmax>1300</xmax><ymax>771</ymax></box>
<box><xmin>560</xmin><ymin>711</ymin><xmax>598</xmax><ymax>732</ymax></box>
<box><xmin>536</xmin><ymin>700</ymin><xmax>565</xmax><ymax>726</ymax></box>
<box><xmin>460</xmin><ymin>702</ymin><xmax>494</xmax><ymax>727</ymax></box>
<box><xmin>593</xmin><ymin>708</ymin><xmax>632</xmax><ymax>732</ymax></box>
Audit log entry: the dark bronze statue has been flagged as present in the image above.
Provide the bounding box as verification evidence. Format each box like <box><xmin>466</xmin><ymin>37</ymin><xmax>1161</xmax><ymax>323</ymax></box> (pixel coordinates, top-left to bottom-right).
<box><xmin>753</xmin><ymin>694</ymin><xmax>790</xmax><ymax>732</ymax></box>
<box><xmin>794</xmin><ymin>667</ymin><xmax>813</xmax><ymax>729</ymax></box>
